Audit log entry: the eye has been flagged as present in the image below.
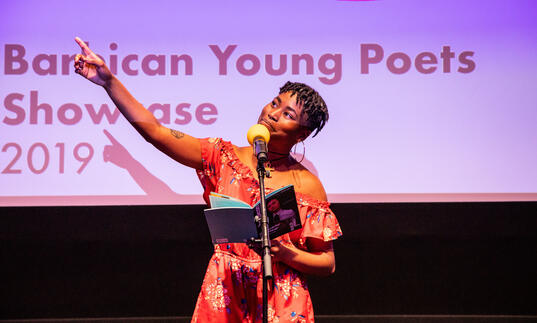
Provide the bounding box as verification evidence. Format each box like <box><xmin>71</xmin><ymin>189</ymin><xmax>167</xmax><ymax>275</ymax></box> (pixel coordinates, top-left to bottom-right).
<box><xmin>271</xmin><ymin>100</ymin><xmax>277</xmax><ymax>108</ymax></box>
<box><xmin>284</xmin><ymin>111</ymin><xmax>296</xmax><ymax>120</ymax></box>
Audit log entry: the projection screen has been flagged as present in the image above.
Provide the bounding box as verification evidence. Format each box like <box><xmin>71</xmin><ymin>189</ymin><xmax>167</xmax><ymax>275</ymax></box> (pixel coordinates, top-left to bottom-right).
<box><xmin>1</xmin><ymin>0</ymin><xmax>536</xmax><ymax>206</ymax></box>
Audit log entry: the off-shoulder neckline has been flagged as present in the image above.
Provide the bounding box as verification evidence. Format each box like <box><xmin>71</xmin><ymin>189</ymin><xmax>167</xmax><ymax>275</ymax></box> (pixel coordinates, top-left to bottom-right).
<box><xmin>216</xmin><ymin>139</ymin><xmax>331</xmax><ymax>209</ymax></box>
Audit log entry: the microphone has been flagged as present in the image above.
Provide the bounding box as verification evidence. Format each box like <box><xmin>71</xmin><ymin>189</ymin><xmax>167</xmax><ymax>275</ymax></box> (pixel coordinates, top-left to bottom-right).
<box><xmin>247</xmin><ymin>124</ymin><xmax>270</xmax><ymax>163</ymax></box>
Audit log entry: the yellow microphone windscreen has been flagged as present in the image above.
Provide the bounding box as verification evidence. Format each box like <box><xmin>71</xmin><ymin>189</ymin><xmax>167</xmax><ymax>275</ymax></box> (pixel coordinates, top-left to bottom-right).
<box><xmin>247</xmin><ymin>124</ymin><xmax>270</xmax><ymax>145</ymax></box>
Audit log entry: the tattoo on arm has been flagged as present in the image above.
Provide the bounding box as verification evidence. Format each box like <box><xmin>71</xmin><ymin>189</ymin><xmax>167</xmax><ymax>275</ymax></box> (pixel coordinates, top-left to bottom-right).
<box><xmin>170</xmin><ymin>129</ymin><xmax>185</xmax><ymax>140</ymax></box>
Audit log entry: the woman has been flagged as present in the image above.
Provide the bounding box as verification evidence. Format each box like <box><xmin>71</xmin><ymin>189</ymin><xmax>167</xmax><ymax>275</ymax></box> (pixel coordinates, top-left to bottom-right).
<box><xmin>74</xmin><ymin>37</ymin><xmax>342</xmax><ymax>323</ymax></box>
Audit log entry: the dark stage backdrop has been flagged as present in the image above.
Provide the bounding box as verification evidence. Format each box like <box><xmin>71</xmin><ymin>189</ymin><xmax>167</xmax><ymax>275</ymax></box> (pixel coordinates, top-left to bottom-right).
<box><xmin>1</xmin><ymin>202</ymin><xmax>536</xmax><ymax>320</ymax></box>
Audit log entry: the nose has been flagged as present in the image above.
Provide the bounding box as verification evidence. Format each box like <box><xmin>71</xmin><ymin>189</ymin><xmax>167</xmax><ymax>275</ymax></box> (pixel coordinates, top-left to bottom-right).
<box><xmin>268</xmin><ymin>107</ymin><xmax>281</xmax><ymax>121</ymax></box>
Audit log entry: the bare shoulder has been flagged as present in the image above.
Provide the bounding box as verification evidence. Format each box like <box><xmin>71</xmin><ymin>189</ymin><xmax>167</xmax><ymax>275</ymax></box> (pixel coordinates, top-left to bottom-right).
<box><xmin>292</xmin><ymin>163</ymin><xmax>327</xmax><ymax>201</ymax></box>
<box><xmin>234</xmin><ymin>145</ymin><xmax>253</xmax><ymax>162</ymax></box>
<box><xmin>234</xmin><ymin>145</ymin><xmax>251</xmax><ymax>154</ymax></box>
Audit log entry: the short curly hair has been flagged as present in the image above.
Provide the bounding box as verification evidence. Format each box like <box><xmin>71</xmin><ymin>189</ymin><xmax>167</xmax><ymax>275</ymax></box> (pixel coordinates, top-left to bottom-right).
<box><xmin>279</xmin><ymin>81</ymin><xmax>329</xmax><ymax>138</ymax></box>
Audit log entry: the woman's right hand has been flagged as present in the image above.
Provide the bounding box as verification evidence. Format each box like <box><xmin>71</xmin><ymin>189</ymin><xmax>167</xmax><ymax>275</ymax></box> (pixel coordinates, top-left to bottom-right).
<box><xmin>74</xmin><ymin>37</ymin><xmax>112</xmax><ymax>87</ymax></box>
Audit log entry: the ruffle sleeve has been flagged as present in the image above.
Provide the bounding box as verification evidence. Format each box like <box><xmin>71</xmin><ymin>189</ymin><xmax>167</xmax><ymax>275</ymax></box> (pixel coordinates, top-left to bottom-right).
<box><xmin>295</xmin><ymin>193</ymin><xmax>343</xmax><ymax>247</ymax></box>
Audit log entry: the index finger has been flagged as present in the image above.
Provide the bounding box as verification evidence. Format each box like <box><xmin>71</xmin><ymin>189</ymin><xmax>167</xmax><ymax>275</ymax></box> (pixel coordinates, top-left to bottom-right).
<box><xmin>103</xmin><ymin>129</ymin><xmax>121</xmax><ymax>145</ymax></box>
<box><xmin>75</xmin><ymin>36</ymin><xmax>93</xmax><ymax>55</ymax></box>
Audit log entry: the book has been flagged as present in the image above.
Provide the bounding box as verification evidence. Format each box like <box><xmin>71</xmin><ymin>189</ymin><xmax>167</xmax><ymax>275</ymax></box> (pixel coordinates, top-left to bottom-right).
<box><xmin>204</xmin><ymin>185</ymin><xmax>302</xmax><ymax>244</ymax></box>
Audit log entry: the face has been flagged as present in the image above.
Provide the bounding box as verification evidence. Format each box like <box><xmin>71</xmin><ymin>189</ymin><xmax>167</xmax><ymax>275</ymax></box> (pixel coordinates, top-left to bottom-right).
<box><xmin>257</xmin><ymin>91</ymin><xmax>311</xmax><ymax>145</ymax></box>
<box><xmin>267</xmin><ymin>199</ymin><xmax>281</xmax><ymax>212</ymax></box>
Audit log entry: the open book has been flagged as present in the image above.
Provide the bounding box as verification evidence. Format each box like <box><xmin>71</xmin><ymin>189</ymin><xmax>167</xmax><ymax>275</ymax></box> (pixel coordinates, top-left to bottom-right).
<box><xmin>204</xmin><ymin>185</ymin><xmax>302</xmax><ymax>244</ymax></box>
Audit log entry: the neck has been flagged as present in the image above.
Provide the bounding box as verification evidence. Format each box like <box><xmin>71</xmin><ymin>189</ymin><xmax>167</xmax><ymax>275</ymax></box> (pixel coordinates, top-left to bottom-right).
<box><xmin>267</xmin><ymin>154</ymin><xmax>290</xmax><ymax>164</ymax></box>
<box><xmin>266</xmin><ymin>140</ymin><xmax>293</xmax><ymax>159</ymax></box>
<box><xmin>250</xmin><ymin>148</ymin><xmax>293</xmax><ymax>170</ymax></box>
<box><xmin>266</xmin><ymin>148</ymin><xmax>291</xmax><ymax>164</ymax></box>
<box><xmin>248</xmin><ymin>140</ymin><xmax>298</xmax><ymax>168</ymax></box>
<box><xmin>266</xmin><ymin>148</ymin><xmax>295</xmax><ymax>170</ymax></box>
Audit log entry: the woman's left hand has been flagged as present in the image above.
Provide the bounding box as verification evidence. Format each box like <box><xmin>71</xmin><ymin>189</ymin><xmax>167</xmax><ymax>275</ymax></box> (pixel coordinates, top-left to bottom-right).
<box><xmin>270</xmin><ymin>238</ymin><xmax>295</xmax><ymax>262</ymax></box>
<box><xmin>270</xmin><ymin>237</ymin><xmax>336</xmax><ymax>277</ymax></box>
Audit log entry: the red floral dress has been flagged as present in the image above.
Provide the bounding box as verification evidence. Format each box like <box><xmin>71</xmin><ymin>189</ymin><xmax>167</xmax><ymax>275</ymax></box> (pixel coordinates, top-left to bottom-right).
<box><xmin>192</xmin><ymin>138</ymin><xmax>342</xmax><ymax>323</ymax></box>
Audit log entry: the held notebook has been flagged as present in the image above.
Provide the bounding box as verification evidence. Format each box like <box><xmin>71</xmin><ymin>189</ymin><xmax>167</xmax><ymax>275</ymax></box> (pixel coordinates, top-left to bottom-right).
<box><xmin>204</xmin><ymin>185</ymin><xmax>301</xmax><ymax>244</ymax></box>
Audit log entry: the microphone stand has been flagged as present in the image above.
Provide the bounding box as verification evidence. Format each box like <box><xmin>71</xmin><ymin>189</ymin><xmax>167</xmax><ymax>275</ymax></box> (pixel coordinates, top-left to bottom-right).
<box><xmin>256</xmin><ymin>157</ymin><xmax>272</xmax><ymax>323</ymax></box>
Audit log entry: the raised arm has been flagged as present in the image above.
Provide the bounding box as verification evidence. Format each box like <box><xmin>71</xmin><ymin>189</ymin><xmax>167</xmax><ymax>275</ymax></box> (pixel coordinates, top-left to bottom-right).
<box><xmin>74</xmin><ymin>37</ymin><xmax>202</xmax><ymax>169</ymax></box>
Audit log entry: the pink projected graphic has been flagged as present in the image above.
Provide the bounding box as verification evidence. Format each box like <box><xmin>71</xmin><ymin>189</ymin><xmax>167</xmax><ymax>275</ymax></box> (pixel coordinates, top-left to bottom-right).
<box><xmin>1</xmin><ymin>0</ymin><xmax>537</xmax><ymax>206</ymax></box>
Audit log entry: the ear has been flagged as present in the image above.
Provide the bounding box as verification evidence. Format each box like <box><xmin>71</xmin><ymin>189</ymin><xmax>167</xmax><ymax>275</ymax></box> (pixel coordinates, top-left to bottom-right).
<box><xmin>297</xmin><ymin>127</ymin><xmax>312</xmax><ymax>142</ymax></box>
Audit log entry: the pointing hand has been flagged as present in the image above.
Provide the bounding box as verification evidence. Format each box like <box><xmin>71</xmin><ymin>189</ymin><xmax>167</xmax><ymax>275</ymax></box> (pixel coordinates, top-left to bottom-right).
<box><xmin>74</xmin><ymin>37</ymin><xmax>112</xmax><ymax>86</ymax></box>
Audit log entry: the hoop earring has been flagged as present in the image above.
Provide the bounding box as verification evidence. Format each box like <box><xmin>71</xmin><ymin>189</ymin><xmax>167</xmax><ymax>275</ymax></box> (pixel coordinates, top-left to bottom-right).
<box><xmin>293</xmin><ymin>140</ymin><xmax>306</xmax><ymax>163</ymax></box>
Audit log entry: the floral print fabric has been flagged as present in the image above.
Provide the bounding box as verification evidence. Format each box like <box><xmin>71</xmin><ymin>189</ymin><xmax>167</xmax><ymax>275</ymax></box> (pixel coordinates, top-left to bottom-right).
<box><xmin>192</xmin><ymin>138</ymin><xmax>342</xmax><ymax>323</ymax></box>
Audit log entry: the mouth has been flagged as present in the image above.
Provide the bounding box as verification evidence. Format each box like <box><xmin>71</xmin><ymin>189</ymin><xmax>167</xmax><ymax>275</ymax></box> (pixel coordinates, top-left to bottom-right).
<box><xmin>260</xmin><ymin>119</ymin><xmax>276</xmax><ymax>132</ymax></box>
